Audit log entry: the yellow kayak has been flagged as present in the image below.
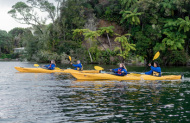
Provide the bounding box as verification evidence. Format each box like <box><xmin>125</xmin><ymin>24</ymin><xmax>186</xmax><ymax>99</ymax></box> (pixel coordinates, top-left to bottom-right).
<box><xmin>15</xmin><ymin>67</ymin><xmax>100</xmax><ymax>73</ymax></box>
<box><xmin>70</xmin><ymin>72</ymin><xmax>182</xmax><ymax>81</ymax></box>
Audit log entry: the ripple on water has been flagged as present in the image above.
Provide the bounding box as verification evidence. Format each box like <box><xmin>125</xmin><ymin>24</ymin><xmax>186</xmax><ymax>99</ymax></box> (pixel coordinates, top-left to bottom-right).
<box><xmin>1</xmin><ymin>62</ymin><xmax>190</xmax><ymax>122</ymax></box>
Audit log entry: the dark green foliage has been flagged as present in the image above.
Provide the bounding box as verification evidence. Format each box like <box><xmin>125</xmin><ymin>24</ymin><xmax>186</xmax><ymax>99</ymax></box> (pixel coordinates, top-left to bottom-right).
<box><xmin>0</xmin><ymin>30</ymin><xmax>12</xmax><ymax>56</ymax></box>
<box><xmin>9</xmin><ymin>28</ymin><xmax>25</xmax><ymax>37</ymax></box>
<box><xmin>58</xmin><ymin>40</ymin><xmax>81</xmax><ymax>54</ymax></box>
<box><xmin>6</xmin><ymin>0</ymin><xmax>190</xmax><ymax>65</ymax></box>
<box><xmin>93</xmin><ymin>0</ymin><xmax>121</xmax><ymax>22</ymax></box>
<box><xmin>0</xmin><ymin>53</ymin><xmax>19</xmax><ymax>59</ymax></box>
<box><xmin>59</xmin><ymin>0</ymin><xmax>87</xmax><ymax>31</ymax></box>
<box><xmin>70</xmin><ymin>47</ymin><xmax>89</xmax><ymax>64</ymax></box>
<box><xmin>21</xmin><ymin>30</ymin><xmax>38</xmax><ymax>61</ymax></box>
<box><xmin>9</xmin><ymin>27</ymin><xmax>26</xmax><ymax>47</ymax></box>
<box><xmin>161</xmin><ymin>50</ymin><xmax>188</xmax><ymax>66</ymax></box>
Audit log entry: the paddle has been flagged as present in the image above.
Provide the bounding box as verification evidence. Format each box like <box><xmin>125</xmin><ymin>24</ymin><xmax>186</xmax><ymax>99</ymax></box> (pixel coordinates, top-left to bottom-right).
<box><xmin>94</xmin><ymin>66</ymin><xmax>104</xmax><ymax>71</ymax></box>
<box><xmin>69</xmin><ymin>56</ymin><xmax>72</xmax><ymax>62</ymax></box>
<box><xmin>153</xmin><ymin>51</ymin><xmax>160</xmax><ymax>61</ymax></box>
<box><xmin>144</xmin><ymin>51</ymin><xmax>160</xmax><ymax>72</ymax></box>
<box><xmin>34</xmin><ymin>64</ymin><xmax>40</xmax><ymax>67</ymax></box>
<box><xmin>34</xmin><ymin>64</ymin><xmax>60</xmax><ymax>70</ymax></box>
<box><xmin>94</xmin><ymin>66</ymin><xmax>140</xmax><ymax>76</ymax></box>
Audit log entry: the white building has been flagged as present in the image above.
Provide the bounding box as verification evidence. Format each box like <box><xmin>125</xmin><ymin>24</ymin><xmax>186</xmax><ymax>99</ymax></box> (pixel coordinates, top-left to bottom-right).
<box><xmin>14</xmin><ymin>47</ymin><xmax>25</xmax><ymax>53</ymax></box>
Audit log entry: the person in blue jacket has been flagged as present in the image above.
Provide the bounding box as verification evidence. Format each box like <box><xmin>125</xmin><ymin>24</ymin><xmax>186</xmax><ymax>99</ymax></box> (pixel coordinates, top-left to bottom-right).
<box><xmin>145</xmin><ymin>61</ymin><xmax>161</xmax><ymax>77</ymax></box>
<box><xmin>71</xmin><ymin>60</ymin><xmax>83</xmax><ymax>70</ymax></box>
<box><xmin>44</xmin><ymin>60</ymin><xmax>56</xmax><ymax>70</ymax></box>
<box><xmin>110</xmin><ymin>63</ymin><xmax>127</xmax><ymax>76</ymax></box>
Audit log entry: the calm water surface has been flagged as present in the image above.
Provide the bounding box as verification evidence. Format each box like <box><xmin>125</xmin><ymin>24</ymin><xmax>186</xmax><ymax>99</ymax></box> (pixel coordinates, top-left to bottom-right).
<box><xmin>0</xmin><ymin>61</ymin><xmax>190</xmax><ymax>122</ymax></box>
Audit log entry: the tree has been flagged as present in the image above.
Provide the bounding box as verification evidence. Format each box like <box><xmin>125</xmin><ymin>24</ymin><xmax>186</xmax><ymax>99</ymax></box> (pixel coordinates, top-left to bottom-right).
<box><xmin>83</xmin><ymin>30</ymin><xmax>103</xmax><ymax>62</ymax></box>
<box><xmin>9</xmin><ymin>28</ymin><xmax>26</xmax><ymax>47</ymax></box>
<box><xmin>177</xmin><ymin>16</ymin><xmax>190</xmax><ymax>32</ymax></box>
<box><xmin>27</xmin><ymin>0</ymin><xmax>58</xmax><ymax>24</ymax></box>
<box><xmin>120</xmin><ymin>0</ymin><xmax>138</xmax><ymax>9</ymax></box>
<box><xmin>59</xmin><ymin>0</ymin><xmax>87</xmax><ymax>30</ymax></box>
<box><xmin>98</xmin><ymin>26</ymin><xmax>114</xmax><ymax>47</ymax></box>
<box><xmin>177</xmin><ymin>16</ymin><xmax>190</xmax><ymax>54</ymax></box>
<box><xmin>114</xmin><ymin>34</ymin><xmax>136</xmax><ymax>60</ymax></box>
<box><xmin>21</xmin><ymin>29</ymin><xmax>38</xmax><ymax>61</ymax></box>
<box><xmin>8</xmin><ymin>2</ymin><xmax>44</xmax><ymax>34</ymax></box>
<box><xmin>73</xmin><ymin>29</ymin><xmax>112</xmax><ymax>62</ymax></box>
<box><xmin>120</xmin><ymin>8</ymin><xmax>143</xmax><ymax>25</ymax></box>
<box><xmin>73</xmin><ymin>29</ymin><xmax>89</xmax><ymax>41</ymax></box>
<box><xmin>0</xmin><ymin>30</ymin><xmax>12</xmax><ymax>56</ymax></box>
<box><xmin>162</xmin><ymin>31</ymin><xmax>186</xmax><ymax>50</ymax></box>
<box><xmin>8</xmin><ymin>0</ymin><xmax>59</xmax><ymax>34</ymax></box>
<box><xmin>164</xmin><ymin>16</ymin><xmax>190</xmax><ymax>53</ymax></box>
<box><xmin>163</xmin><ymin>16</ymin><xmax>190</xmax><ymax>33</ymax></box>
<box><xmin>58</xmin><ymin>0</ymin><xmax>88</xmax><ymax>46</ymax></box>
<box><xmin>83</xmin><ymin>30</ymin><xmax>109</xmax><ymax>51</ymax></box>
<box><xmin>6</xmin><ymin>0</ymin><xmax>190</xmax><ymax>65</ymax></box>
<box><xmin>160</xmin><ymin>0</ymin><xmax>175</xmax><ymax>16</ymax></box>
<box><xmin>73</xmin><ymin>29</ymin><xmax>94</xmax><ymax>62</ymax></box>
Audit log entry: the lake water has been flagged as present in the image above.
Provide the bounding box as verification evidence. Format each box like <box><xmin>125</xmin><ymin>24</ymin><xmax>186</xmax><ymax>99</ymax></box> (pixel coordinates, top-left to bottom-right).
<box><xmin>0</xmin><ymin>61</ymin><xmax>190</xmax><ymax>122</ymax></box>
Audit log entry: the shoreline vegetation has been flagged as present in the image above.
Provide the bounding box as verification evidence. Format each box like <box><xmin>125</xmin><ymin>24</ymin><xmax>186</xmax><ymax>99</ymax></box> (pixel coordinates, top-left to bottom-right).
<box><xmin>1</xmin><ymin>0</ymin><xmax>190</xmax><ymax>66</ymax></box>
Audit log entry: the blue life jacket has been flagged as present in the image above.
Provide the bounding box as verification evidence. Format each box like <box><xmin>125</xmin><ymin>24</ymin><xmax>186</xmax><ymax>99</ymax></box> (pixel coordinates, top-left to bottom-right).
<box><xmin>44</xmin><ymin>64</ymin><xmax>56</xmax><ymax>70</ymax></box>
<box><xmin>145</xmin><ymin>66</ymin><xmax>161</xmax><ymax>77</ymax></box>
<box><xmin>72</xmin><ymin>63</ymin><xmax>83</xmax><ymax>70</ymax></box>
<box><xmin>112</xmin><ymin>67</ymin><xmax>127</xmax><ymax>76</ymax></box>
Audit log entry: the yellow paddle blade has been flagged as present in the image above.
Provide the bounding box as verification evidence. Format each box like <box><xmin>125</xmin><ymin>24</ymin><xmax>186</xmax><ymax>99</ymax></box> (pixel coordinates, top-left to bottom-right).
<box><xmin>69</xmin><ymin>56</ymin><xmax>72</xmax><ymax>61</ymax></box>
<box><xmin>34</xmin><ymin>64</ymin><xmax>39</xmax><ymax>67</ymax></box>
<box><xmin>94</xmin><ymin>66</ymin><xmax>104</xmax><ymax>71</ymax></box>
<box><xmin>153</xmin><ymin>51</ymin><xmax>160</xmax><ymax>60</ymax></box>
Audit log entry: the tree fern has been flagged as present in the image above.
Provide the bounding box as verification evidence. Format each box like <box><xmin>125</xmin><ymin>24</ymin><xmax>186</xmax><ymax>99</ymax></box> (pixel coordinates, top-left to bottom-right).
<box><xmin>162</xmin><ymin>31</ymin><xmax>186</xmax><ymax>50</ymax></box>
<box><xmin>114</xmin><ymin>34</ymin><xmax>136</xmax><ymax>59</ymax></box>
<box><xmin>177</xmin><ymin>16</ymin><xmax>190</xmax><ymax>32</ymax></box>
<box><xmin>98</xmin><ymin>26</ymin><xmax>115</xmax><ymax>47</ymax></box>
<box><xmin>120</xmin><ymin>8</ymin><xmax>143</xmax><ymax>25</ymax></box>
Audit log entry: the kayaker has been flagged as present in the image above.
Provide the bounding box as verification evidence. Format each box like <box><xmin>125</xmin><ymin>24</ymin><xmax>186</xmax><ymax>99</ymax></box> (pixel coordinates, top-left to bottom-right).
<box><xmin>44</xmin><ymin>60</ymin><xmax>56</xmax><ymax>70</ymax></box>
<box><xmin>70</xmin><ymin>60</ymin><xmax>83</xmax><ymax>70</ymax></box>
<box><xmin>145</xmin><ymin>61</ymin><xmax>161</xmax><ymax>77</ymax></box>
<box><xmin>110</xmin><ymin>63</ymin><xmax>127</xmax><ymax>76</ymax></box>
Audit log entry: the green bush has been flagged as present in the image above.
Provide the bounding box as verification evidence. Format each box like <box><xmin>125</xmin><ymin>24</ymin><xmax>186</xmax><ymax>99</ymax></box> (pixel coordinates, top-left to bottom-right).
<box><xmin>1</xmin><ymin>54</ymin><xmax>7</xmax><ymax>59</ymax></box>
<box><xmin>0</xmin><ymin>53</ymin><xmax>19</xmax><ymax>59</ymax></box>
<box><xmin>88</xmin><ymin>47</ymin><xmax>119</xmax><ymax>64</ymax></box>
<box><xmin>165</xmin><ymin>51</ymin><xmax>188</xmax><ymax>66</ymax></box>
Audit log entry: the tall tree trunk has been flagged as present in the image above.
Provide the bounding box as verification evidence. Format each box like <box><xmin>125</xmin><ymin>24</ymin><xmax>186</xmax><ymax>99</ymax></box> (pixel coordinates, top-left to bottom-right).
<box><xmin>97</xmin><ymin>39</ymin><xmax>107</xmax><ymax>51</ymax></box>
<box><xmin>52</xmin><ymin>40</ymin><xmax>55</xmax><ymax>52</ymax></box>
<box><xmin>186</xmin><ymin>39</ymin><xmax>190</xmax><ymax>54</ymax></box>
<box><xmin>88</xmin><ymin>50</ymin><xmax>93</xmax><ymax>62</ymax></box>
<box><xmin>120</xmin><ymin>42</ymin><xmax>124</xmax><ymax>62</ymax></box>
<box><xmin>128</xmin><ymin>25</ymin><xmax>132</xmax><ymax>43</ymax></box>
<box><xmin>106</xmin><ymin>33</ymin><xmax>111</xmax><ymax>47</ymax></box>
<box><xmin>97</xmin><ymin>38</ymin><xmax>111</xmax><ymax>56</ymax></box>
<box><xmin>0</xmin><ymin>47</ymin><xmax>1</xmax><ymax>57</ymax></box>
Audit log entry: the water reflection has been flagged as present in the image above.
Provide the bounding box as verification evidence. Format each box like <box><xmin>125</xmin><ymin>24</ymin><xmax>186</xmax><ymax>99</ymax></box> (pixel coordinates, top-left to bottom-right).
<box><xmin>51</xmin><ymin>80</ymin><xmax>189</xmax><ymax>122</ymax></box>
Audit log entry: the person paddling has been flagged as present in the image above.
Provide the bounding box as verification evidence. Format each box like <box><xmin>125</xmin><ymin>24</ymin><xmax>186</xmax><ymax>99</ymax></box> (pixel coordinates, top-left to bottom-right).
<box><xmin>44</xmin><ymin>60</ymin><xmax>56</xmax><ymax>70</ymax></box>
<box><xmin>70</xmin><ymin>60</ymin><xmax>83</xmax><ymax>70</ymax></box>
<box><xmin>110</xmin><ymin>63</ymin><xmax>127</xmax><ymax>76</ymax></box>
<box><xmin>145</xmin><ymin>61</ymin><xmax>161</xmax><ymax>77</ymax></box>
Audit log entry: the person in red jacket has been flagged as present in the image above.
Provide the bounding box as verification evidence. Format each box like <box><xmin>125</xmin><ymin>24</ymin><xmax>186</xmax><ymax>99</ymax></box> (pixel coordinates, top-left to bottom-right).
<box><xmin>44</xmin><ymin>60</ymin><xmax>56</xmax><ymax>70</ymax></box>
<box><xmin>110</xmin><ymin>63</ymin><xmax>127</xmax><ymax>76</ymax></box>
